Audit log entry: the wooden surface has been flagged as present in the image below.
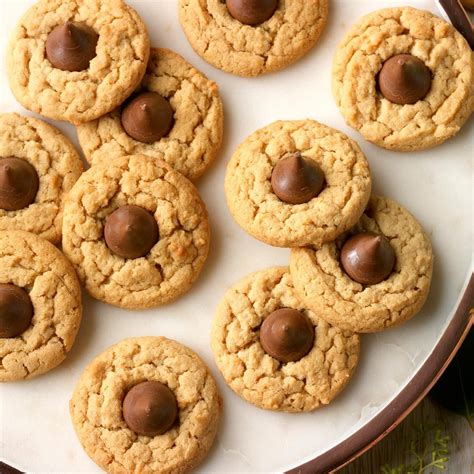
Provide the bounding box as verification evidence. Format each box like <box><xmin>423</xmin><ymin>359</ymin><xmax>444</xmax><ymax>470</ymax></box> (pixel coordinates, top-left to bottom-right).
<box><xmin>339</xmin><ymin>398</ymin><xmax>473</xmax><ymax>473</ymax></box>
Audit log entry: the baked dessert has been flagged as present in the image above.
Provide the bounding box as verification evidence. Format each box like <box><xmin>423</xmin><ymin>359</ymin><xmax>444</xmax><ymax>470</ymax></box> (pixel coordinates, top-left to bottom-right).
<box><xmin>178</xmin><ymin>0</ymin><xmax>328</xmax><ymax>77</ymax></box>
<box><xmin>224</xmin><ymin>120</ymin><xmax>371</xmax><ymax>247</ymax></box>
<box><xmin>62</xmin><ymin>154</ymin><xmax>210</xmax><ymax>309</ymax></box>
<box><xmin>76</xmin><ymin>48</ymin><xmax>223</xmax><ymax>181</ymax></box>
<box><xmin>290</xmin><ymin>195</ymin><xmax>434</xmax><ymax>332</ymax></box>
<box><xmin>0</xmin><ymin>230</ymin><xmax>82</xmax><ymax>382</ymax></box>
<box><xmin>0</xmin><ymin>113</ymin><xmax>83</xmax><ymax>243</ymax></box>
<box><xmin>7</xmin><ymin>0</ymin><xmax>150</xmax><ymax>124</ymax></box>
<box><xmin>70</xmin><ymin>337</ymin><xmax>221</xmax><ymax>473</ymax></box>
<box><xmin>333</xmin><ymin>7</ymin><xmax>473</xmax><ymax>151</ymax></box>
<box><xmin>211</xmin><ymin>267</ymin><xmax>360</xmax><ymax>411</ymax></box>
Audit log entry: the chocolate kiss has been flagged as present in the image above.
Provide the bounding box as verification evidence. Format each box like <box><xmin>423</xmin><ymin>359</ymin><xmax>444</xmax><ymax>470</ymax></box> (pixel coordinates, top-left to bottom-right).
<box><xmin>46</xmin><ymin>22</ymin><xmax>98</xmax><ymax>72</ymax></box>
<box><xmin>121</xmin><ymin>92</ymin><xmax>174</xmax><ymax>143</ymax></box>
<box><xmin>340</xmin><ymin>232</ymin><xmax>396</xmax><ymax>285</ymax></box>
<box><xmin>378</xmin><ymin>54</ymin><xmax>431</xmax><ymax>105</ymax></box>
<box><xmin>226</xmin><ymin>0</ymin><xmax>278</xmax><ymax>26</ymax></box>
<box><xmin>259</xmin><ymin>308</ymin><xmax>314</xmax><ymax>363</ymax></box>
<box><xmin>271</xmin><ymin>152</ymin><xmax>325</xmax><ymax>205</ymax></box>
<box><xmin>0</xmin><ymin>158</ymin><xmax>39</xmax><ymax>211</ymax></box>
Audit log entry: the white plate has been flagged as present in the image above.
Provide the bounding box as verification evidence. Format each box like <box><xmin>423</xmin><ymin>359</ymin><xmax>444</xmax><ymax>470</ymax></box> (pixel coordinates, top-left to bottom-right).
<box><xmin>0</xmin><ymin>1</ymin><xmax>472</xmax><ymax>472</ymax></box>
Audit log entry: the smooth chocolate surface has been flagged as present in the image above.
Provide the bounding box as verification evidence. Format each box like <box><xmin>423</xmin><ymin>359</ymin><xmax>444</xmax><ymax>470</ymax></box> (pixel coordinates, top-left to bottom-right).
<box><xmin>378</xmin><ymin>54</ymin><xmax>431</xmax><ymax>105</ymax></box>
<box><xmin>0</xmin><ymin>283</ymin><xmax>34</xmax><ymax>338</ymax></box>
<box><xmin>46</xmin><ymin>22</ymin><xmax>98</xmax><ymax>71</ymax></box>
<box><xmin>123</xmin><ymin>381</ymin><xmax>178</xmax><ymax>436</ymax></box>
<box><xmin>340</xmin><ymin>232</ymin><xmax>396</xmax><ymax>285</ymax></box>
<box><xmin>104</xmin><ymin>205</ymin><xmax>159</xmax><ymax>259</ymax></box>
<box><xmin>271</xmin><ymin>152</ymin><xmax>325</xmax><ymax>205</ymax></box>
<box><xmin>226</xmin><ymin>0</ymin><xmax>278</xmax><ymax>25</ymax></box>
<box><xmin>121</xmin><ymin>92</ymin><xmax>174</xmax><ymax>143</ymax></box>
<box><xmin>260</xmin><ymin>308</ymin><xmax>314</xmax><ymax>362</ymax></box>
<box><xmin>0</xmin><ymin>158</ymin><xmax>39</xmax><ymax>211</ymax></box>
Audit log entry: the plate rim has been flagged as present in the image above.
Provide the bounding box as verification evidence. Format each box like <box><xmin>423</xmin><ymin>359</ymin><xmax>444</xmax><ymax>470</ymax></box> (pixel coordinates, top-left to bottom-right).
<box><xmin>286</xmin><ymin>269</ymin><xmax>474</xmax><ymax>474</ymax></box>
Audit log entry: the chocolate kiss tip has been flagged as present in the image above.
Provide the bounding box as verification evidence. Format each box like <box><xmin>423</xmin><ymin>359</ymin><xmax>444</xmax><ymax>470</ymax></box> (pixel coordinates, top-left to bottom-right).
<box><xmin>367</xmin><ymin>235</ymin><xmax>383</xmax><ymax>249</ymax></box>
<box><xmin>288</xmin><ymin>152</ymin><xmax>304</xmax><ymax>169</ymax></box>
<box><xmin>140</xmin><ymin>103</ymin><xmax>150</xmax><ymax>113</ymax></box>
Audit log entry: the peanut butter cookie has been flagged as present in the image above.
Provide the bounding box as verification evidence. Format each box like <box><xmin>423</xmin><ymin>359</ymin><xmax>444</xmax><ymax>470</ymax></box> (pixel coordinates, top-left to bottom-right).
<box><xmin>211</xmin><ymin>267</ymin><xmax>360</xmax><ymax>412</ymax></box>
<box><xmin>178</xmin><ymin>0</ymin><xmax>328</xmax><ymax>77</ymax></box>
<box><xmin>290</xmin><ymin>195</ymin><xmax>434</xmax><ymax>333</ymax></box>
<box><xmin>62</xmin><ymin>154</ymin><xmax>210</xmax><ymax>309</ymax></box>
<box><xmin>76</xmin><ymin>48</ymin><xmax>223</xmax><ymax>181</ymax></box>
<box><xmin>224</xmin><ymin>120</ymin><xmax>372</xmax><ymax>248</ymax></box>
<box><xmin>0</xmin><ymin>113</ymin><xmax>83</xmax><ymax>244</ymax></box>
<box><xmin>70</xmin><ymin>337</ymin><xmax>222</xmax><ymax>474</ymax></box>
<box><xmin>7</xmin><ymin>0</ymin><xmax>150</xmax><ymax>124</ymax></box>
<box><xmin>333</xmin><ymin>7</ymin><xmax>473</xmax><ymax>151</ymax></box>
<box><xmin>0</xmin><ymin>231</ymin><xmax>82</xmax><ymax>382</ymax></box>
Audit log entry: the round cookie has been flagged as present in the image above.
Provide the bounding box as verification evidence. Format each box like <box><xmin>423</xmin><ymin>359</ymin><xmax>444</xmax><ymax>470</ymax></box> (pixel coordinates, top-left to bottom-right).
<box><xmin>0</xmin><ymin>113</ymin><xmax>83</xmax><ymax>243</ymax></box>
<box><xmin>70</xmin><ymin>337</ymin><xmax>222</xmax><ymax>474</ymax></box>
<box><xmin>7</xmin><ymin>0</ymin><xmax>150</xmax><ymax>124</ymax></box>
<box><xmin>333</xmin><ymin>7</ymin><xmax>473</xmax><ymax>151</ymax></box>
<box><xmin>290</xmin><ymin>195</ymin><xmax>433</xmax><ymax>333</ymax></box>
<box><xmin>0</xmin><ymin>230</ymin><xmax>82</xmax><ymax>382</ymax></box>
<box><xmin>224</xmin><ymin>120</ymin><xmax>372</xmax><ymax>248</ymax></box>
<box><xmin>178</xmin><ymin>0</ymin><xmax>328</xmax><ymax>77</ymax></box>
<box><xmin>62</xmin><ymin>154</ymin><xmax>210</xmax><ymax>309</ymax></box>
<box><xmin>211</xmin><ymin>267</ymin><xmax>360</xmax><ymax>412</ymax></box>
<box><xmin>76</xmin><ymin>48</ymin><xmax>224</xmax><ymax>181</ymax></box>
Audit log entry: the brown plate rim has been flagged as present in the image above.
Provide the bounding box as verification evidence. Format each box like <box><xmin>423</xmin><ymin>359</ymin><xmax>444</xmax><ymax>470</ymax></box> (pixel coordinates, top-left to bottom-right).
<box><xmin>286</xmin><ymin>271</ymin><xmax>474</xmax><ymax>474</ymax></box>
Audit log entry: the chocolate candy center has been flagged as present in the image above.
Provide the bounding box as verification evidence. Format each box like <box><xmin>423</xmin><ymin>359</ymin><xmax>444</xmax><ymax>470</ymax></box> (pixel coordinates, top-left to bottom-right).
<box><xmin>123</xmin><ymin>381</ymin><xmax>178</xmax><ymax>436</ymax></box>
<box><xmin>259</xmin><ymin>308</ymin><xmax>314</xmax><ymax>363</ymax></box>
<box><xmin>46</xmin><ymin>21</ymin><xmax>98</xmax><ymax>72</ymax></box>
<box><xmin>0</xmin><ymin>283</ymin><xmax>34</xmax><ymax>338</ymax></box>
<box><xmin>226</xmin><ymin>0</ymin><xmax>278</xmax><ymax>26</ymax></box>
<box><xmin>104</xmin><ymin>205</ymin><xmax>159</xmax><ymax>259</ymax></box>
<box><xmin>340</xmin><ymin>232</ymin><xmax>396</xmax><ymax>285</ymax></box>
<box><xmin>121</xmin><ymin>92</ymin><xmax>174</xmax><ymax>143</ymax></box>
<box><xmin>271</xmin><ymin>152</ymin><xmax>325</xmax><ymax>205</ymax></box>
<box><xmin>0</xmin><ymin>158</ymin><xmax>39</xmax><ymax>211</ymax></box>
<box><xmin>378</xmin><ymin>54</ymin><xmax>431</xmax><ymax>105</ymax></box>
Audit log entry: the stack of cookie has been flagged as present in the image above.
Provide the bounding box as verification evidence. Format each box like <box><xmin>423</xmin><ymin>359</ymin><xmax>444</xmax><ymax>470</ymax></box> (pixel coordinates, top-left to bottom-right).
<box><xmin>2</xmin><ymin>0</ymin><xmax>225</xmax><ymax>472</ymax></box>
<box><xmin>0</xmin><ymin>0</ymin><xmax>472</xmax><ymax>473</ymax></box>
<box><xmin>213</xmin><ymin>3</ymin><xmax>473</xmax><ymax>414</ymax></box>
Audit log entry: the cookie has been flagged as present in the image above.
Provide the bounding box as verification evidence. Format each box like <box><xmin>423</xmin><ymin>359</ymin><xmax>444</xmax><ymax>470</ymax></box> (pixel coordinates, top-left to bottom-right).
<box><xmin>76</xmin><ymin>48</ymin><xmax>224</xmax><ymax>181</ymax></box>
<box><xmin>0</xmin><ymin>113</ymin><xmax>83</xmax><ymax>244</ymax></box>
<box><xmin>7</xmin><ymin>0</ymin><xmax>150</xmax><ymax>124</ymax></box>
<box><xmin>290</xmin><ymin>195</ymin><xmax>434</xmax><ymax>333</ymax></box>
<box><xmin>333</xmin><ymin>7</ymin><xmax>473</xmax><ymax>151</ymax></box>
<box><xmin>178</xmin><ymin>0</ymin><xmax>328</xmax><ymax>77</ymax></box>
<box><xmin>70</xmin><ymin>337</ymin><xmax>222</xmax><ymax>474</ymax></box>
<box><xmin>0</xmin><ymin>230</ymin><xmax>82</xmax><ymax>382</ymax></box>
<box><xmin>211</xmin><ymin>267</ymin><xmax>360</xmax><ymax>412</ymax></box>
<box><xmin>62</xmin><ymin>154</ymin><xmax>210</xmax><ymax>309</ymax></box>
<box><xmin>224</xmin><ymin>120</ymin><xmax>372</xmax><ymax>248</ymax></box>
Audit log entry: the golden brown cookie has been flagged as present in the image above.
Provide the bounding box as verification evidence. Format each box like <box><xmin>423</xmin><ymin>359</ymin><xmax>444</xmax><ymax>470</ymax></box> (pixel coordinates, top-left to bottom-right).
<box><xmin>76</xmin><ymin>48</ymin><xmax>223</xmax><ymax>181</ymax></box>
<box><xmin>62</xmin><ymin>154</ymin><xmax>210</xmax><ymax>309</ymax></box>
<box><xmin>290</xmin><ymin>195</ymin><xmax>434</xmax><ymax>333</ymax></box>
<box><xmin>178</xmin><ymin>0</ymin><xmax>328</xmax><ymax>77</ymax></box>
<box><xmin>224</xmin><ymin>120</ymin><xmax>372</xmax><ymax>248</ymax></box>
<box><xmin>333</xmin><ymin>7</ymin><xmax>473</xmax><ymax>151</ymax></box>
<box><xmin>211</xmin><ymin>267</ymin><xmax>360</xmax><ymax>412</ymax></box>
<box><xmin>0</xmin><ymin>231</ymin><xmax>82</xmax><ymax>382</ymax></box>
<box><xmin>7</xmin><ymin>0</ymin><xmax>150</xmax><ymax>124</ymax></box>
<box><xmin>70</xmin><ymin>337</ymin><xmax>222</xmax><ymax>474</ymax></box>
<box><xmin>0</xmin><ymin>113</ymin><xmax>83</xmax><ymax>243</ymax></box>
